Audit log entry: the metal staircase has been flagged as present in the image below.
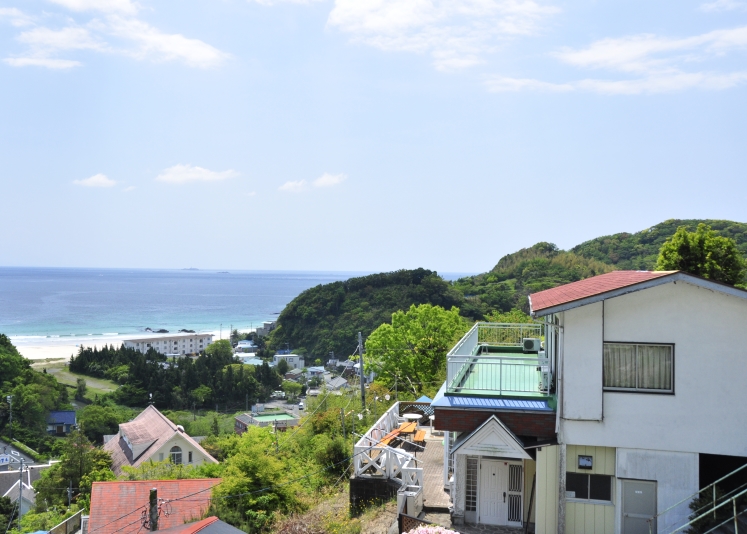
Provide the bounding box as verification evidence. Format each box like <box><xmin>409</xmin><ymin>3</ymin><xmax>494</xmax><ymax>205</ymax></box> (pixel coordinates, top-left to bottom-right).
<box><xmin>657</xmin><ymin>463</ymin><xmax>747</xmax><ymax>533</ymax></box>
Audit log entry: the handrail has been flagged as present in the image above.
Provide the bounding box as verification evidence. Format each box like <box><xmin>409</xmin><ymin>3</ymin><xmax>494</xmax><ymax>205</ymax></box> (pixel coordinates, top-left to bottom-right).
<box><xmin>651</xmin><ymin>461</ymin><xmax>747</xmax><ymax>523</ymax></box>
<box><xmin>661</xmin><ymin>486</ymin><xmax>747</xmax><ymax>533</ymax></box>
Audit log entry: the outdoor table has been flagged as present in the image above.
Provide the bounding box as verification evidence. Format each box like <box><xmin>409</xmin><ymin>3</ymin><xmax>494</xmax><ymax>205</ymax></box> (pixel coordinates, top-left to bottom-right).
<box><xmin>403</xmin><ymin>413</ymin><xmax>422</xmax><ymax>423</ymax></box>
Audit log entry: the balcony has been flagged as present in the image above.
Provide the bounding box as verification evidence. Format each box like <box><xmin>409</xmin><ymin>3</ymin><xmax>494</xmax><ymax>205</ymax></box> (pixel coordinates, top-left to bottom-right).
<box><xmin>446</xmin><ymin>323</ymin><xmax>553</xmax><ymax>399</ymax></box>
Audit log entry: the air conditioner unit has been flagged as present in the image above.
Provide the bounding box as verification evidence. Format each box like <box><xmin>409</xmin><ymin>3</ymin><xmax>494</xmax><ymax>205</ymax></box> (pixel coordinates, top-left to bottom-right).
<box><xmin>523</xmin><ymin>338</ymin><xmax>541</xmax><ymax>352</ymax></box>
<box><xmin>540</xmin><ymin>367</ymin><xmax>551</xmax><ymax>392</ymax></box>
<box><xmin>404</xmin><ymin>486</ymin><xmax>423</xmax><ymax>516</ymax></box>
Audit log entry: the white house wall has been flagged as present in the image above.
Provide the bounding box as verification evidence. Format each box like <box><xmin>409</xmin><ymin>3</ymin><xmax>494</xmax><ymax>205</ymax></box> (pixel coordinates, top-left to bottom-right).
<box><xmin>562</xmin><ymin>280</ymin><xmax>747</xmax><ymax>458</ymax></box>
<box><xmin>616</xmin><ymin>448</ymin><xmax>698</xmax><ymax>534</ymax></box>
<box><xmin>152</xmin><ymin>434</ymin><xmax>213</xmax><ymax>467</ymax></box>
<box><xmin>562</xmin><ymin>301</ymin><xmax>603</xmax><ymax>421</ymax></box>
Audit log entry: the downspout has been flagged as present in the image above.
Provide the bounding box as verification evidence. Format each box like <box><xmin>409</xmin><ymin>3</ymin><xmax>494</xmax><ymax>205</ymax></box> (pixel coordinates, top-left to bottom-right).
<box><xmin>556</xmin><ymin>313</ymin><xmax>566</xmax><ymax>534</ymax></box>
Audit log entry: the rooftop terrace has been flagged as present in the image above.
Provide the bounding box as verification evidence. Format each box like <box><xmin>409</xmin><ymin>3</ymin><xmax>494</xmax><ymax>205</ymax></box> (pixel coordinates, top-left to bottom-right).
<box><xmin>446</xmin><ymin>322</ymin><xmax>554</xmax><ymax>401</ymax></box>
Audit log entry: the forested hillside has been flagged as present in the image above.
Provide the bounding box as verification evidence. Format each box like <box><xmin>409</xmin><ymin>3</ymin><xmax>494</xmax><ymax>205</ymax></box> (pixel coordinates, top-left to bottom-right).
<box><xmin>267</xmin><ymin>269</ymin><xmax>474</xmax><ymax>360</ymax></box>
<box><xmin>571</xmin><ymin>219</ymin><xmax>747</xmax><ymax>270</ymax></box>
<box><xmin>269</xmin><ymin>219</ymin><xmax>746</xmax><ymax>360</ymax></box>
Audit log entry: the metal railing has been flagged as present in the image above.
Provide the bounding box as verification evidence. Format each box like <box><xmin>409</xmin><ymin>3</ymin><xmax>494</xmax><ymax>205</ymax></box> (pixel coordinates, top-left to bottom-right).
<box><xmin>448</xmin><ymin>322</ymin><xmax>544</xmax><ymax>357</ymax></box>
<box><xmin>651</xmin><ymin>462</ymin><xmax>747</xmax><ymax>533</ymax></box>
<box><xmin>447</xmin><ymin>355</ymin><xmax>551</xmax><ymax>395</ymax></box>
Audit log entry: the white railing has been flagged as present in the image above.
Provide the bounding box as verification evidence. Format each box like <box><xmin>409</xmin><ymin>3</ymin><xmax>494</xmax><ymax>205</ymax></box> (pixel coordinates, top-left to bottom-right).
<box><xmin>448</xmin><ymin>322</ymin><xmax>544</xmax><ymax>357</ymax></box>
<box><xmin>447</xmin><ymin>355</ymin><xmax>551</xmax><ymax>395</ymax></box>
<box><xmin>354</xmin><ymin>401</ymin><xmax>425</xmax><ymax>515</ymax></box>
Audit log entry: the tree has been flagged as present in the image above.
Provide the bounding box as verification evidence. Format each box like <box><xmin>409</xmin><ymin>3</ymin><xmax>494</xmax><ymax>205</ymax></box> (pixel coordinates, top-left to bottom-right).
<box><xmin>33</xmin><ymin>430</ymin><xmax>113</xmax><ymax>510</ymax></box>
<box><xmin>277</xmin><ymin>358</ymin><xmax>289</xmax><ymax>376</ymax></box>
<box><xmin>75</xmin><ymin>378</ymin><xmax>87</xmax><ymax>401</ymax></box>
<box><xmin>365</xmin><ymin>304</ymin><xmax>469</xmax><ymax>397</ymax></box>
<box><xmin>281</xmin><ymin>380</ymin><xmax>302</xmax><ymax>400</ymax></box>
<box><xmin>206</xmin><ymin>339</ymin><xmax>235</xmax><ymax>361</ymax></box>
<box><xmin>192</xmin><ymin>385</ymin><xmax>212</xmax><ymax>407</ymax></box>
<box><xmin>656</xmin><ymin>224</ymin><xmax>746</xmax><ymax>286</ymax></box>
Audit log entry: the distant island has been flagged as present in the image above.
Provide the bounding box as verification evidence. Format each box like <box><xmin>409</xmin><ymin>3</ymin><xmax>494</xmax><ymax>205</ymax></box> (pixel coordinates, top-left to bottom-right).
<box><xmin>182</xmin><ymin>267</ymin><xmax>199</xmax><ymax>271</ymax></box>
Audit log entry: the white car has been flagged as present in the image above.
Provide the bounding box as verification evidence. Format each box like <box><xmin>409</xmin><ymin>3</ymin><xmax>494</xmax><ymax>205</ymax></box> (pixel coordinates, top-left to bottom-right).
<box><xmin>298</xmin><ymin>401</ymin><xmax>304</xmax><ymax>410</ymax></box>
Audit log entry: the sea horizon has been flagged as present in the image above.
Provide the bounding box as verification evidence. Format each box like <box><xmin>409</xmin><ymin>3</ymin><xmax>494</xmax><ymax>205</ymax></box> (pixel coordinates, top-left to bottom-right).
<box><xmin>0</xmin><ymin>266</ymin><xmax>476</xmax><ymax>341</ymax></box>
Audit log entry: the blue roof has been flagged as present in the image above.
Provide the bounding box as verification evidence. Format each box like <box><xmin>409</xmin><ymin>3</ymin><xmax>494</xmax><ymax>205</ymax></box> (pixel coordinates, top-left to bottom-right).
<box><xmin>416</xmin><ymin>395</ymin><xmax>433</xmax><ymax>403</ymax></box>
<box><xmin>47</xmin><ymin>411</ymin><xmax>76</xmax><ymax>425</ymax></box>
<box><xmin>431</xmin><ymin>395</ymin><xmax>554</xmax><ymax>411</ymax></box>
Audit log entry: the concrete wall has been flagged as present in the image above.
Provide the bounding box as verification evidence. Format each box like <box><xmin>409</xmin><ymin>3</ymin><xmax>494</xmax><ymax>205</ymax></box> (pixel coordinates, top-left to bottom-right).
<box><xmin>535</xmin><ymin>446</ymin><xmax>559</xmax><ymax>534</ymax></box>
<box><xmin>562</xmin><ymin>281</ymin><xmax>747</xmax><ymax>457</ymax></box>
<box><xmin>616</xmin><ymin>448</ymin><xmax>698</xmax><ymax>534</ymax></box>
<box><xmin>566</xmin><ymin>445</ymin><xmax>615</xmax><ymax>534</ymax></box>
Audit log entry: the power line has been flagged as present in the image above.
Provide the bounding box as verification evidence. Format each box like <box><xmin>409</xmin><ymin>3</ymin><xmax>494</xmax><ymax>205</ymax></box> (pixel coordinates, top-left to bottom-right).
<box><xmin>88</xmin><ymin>505</ymin><xmax>147</xmax><ymax>534</ymax></box>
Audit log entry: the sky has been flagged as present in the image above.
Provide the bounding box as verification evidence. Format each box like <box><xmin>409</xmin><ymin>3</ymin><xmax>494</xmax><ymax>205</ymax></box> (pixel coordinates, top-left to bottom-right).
<box><xmin>1</xmin><ymin>0</ymin><xmax>746</xmax><ymax>274</ymax></box>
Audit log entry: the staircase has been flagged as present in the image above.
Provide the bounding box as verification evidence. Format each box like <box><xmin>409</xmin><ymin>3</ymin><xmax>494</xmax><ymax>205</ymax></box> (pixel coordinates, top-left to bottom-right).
<box><xmin>658</xmin><ymin>463</ymin><xmax>747</xmax><ymax>534</ymax></box>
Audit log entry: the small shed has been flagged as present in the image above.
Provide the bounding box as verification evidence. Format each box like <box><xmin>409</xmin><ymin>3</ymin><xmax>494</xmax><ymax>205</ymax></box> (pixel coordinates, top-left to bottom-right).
<box><xmin>47</xmin><ymin>411</ymin><xmax>76</xmax><ymax>435</ymax></box>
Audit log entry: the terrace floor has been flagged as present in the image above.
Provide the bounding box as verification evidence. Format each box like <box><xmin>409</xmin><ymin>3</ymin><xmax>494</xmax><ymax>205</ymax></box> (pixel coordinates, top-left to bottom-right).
<box><xmin>448</xmin><ymin>351</ymin><xmax>549</xmax><ymax>398</ymax></box>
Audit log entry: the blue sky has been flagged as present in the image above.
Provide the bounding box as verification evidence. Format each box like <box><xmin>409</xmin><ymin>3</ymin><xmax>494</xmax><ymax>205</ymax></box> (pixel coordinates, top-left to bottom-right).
<box><xmin>1</xmin><ymin>0</ymin><xmax>745</xmax><ymax>273</ymax></box>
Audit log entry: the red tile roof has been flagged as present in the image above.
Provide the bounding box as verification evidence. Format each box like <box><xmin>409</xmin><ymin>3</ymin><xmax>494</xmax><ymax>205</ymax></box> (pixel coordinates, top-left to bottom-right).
<box><xmin>103</xmin><ymin>405</ymin><xmax>217</xmax><ymax>475</ymax></box>
<box><xmin>88</xmin><ymin>479</ymin><xmax>221</xmax><ymax>534</ymax></box>
<box><xmin>529</xmin><ymin>270</ymin><xmax>677</xmax><ymax>314</ymax></box>
<box><xmin>157</xmin><ymin>516</ymin><xmax>218</xmax><ymax>534</ymax></box>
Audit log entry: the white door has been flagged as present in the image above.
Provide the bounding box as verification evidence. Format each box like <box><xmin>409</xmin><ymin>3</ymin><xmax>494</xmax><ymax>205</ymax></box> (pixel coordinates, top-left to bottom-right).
<box><xmin>479</xmin><ymin>460</ymin><xmax>507</xmax><ymax>525</ymax></box>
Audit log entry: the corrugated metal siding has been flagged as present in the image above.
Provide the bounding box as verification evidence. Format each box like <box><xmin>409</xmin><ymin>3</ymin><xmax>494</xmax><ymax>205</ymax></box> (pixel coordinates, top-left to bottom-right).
<box><xmin>566</xmin><ymin>445</ymin><xmax>615</xmax><ymax>534</ymax></box>
<box><xmin>535</xmin><ymin>446</ymin><xmax>558</xmax><ymax>534</ymax></box>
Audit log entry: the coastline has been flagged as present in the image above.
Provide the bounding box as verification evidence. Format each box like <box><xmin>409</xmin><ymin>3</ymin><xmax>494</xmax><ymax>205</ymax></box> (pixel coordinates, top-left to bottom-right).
<box><xmin>11</xmin><ymin>328</ymin><xmax>241</xmax><ymax>362</ymax></box>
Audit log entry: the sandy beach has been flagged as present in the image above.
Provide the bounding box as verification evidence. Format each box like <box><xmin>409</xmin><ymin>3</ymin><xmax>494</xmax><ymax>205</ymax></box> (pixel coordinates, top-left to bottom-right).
<box><xmin>12</xmin><ymin>329</ymin><xmax>228</xmax><ymax>361</ymax></box>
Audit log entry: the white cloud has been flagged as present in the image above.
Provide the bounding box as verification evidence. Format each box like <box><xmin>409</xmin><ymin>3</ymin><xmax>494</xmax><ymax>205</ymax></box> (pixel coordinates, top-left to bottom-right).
<box><xmin>105</xmin><ymin>16</ymin><xmax>228</xmax><ymax>68</ymax></box>
<box><xmin>3</xmin><ymin>4</ymin><xmax>226</xmax><ymax>70</ymax></box>
<box><xmin>313</xmin><ymin>172</ymin><xmax>347</xmax><ymax>187</ymax></box>
<box><xmin>48</xmin><ymin>0</ymin><xmax>139</xmax><ymax>15</ymax></box>
<box><xmin>74</xmin><ymin>173</ymin><xmax>117</xmax><ymax>187</ymax></box>
<box><xmin>156</xmin><ymin>164</ymin><xmax>239</xmax><ymax>184</ymax></box>
<box><xmin>328</xmin><ymin>0</ymin><xmax>559</xmax><ymax>71</ymax></box>
<box><xmin>0</xmin><ymin>8</ymin><xmax>35</xmax><ymax>27</ymax></box>
<box><xmin>700</xmin><ymin>0</ymin><xmax>746</xmax><ymax>11</ymax></box>
<box><xmin>4</xmin><ymin>57</ymin><xmax>82</xmax><ymax>68</ymax></box>
<box><xmin>250</xmin><ymin>0</ymin><xmax>325</xmax><ymax>4</ymax></box>
<box><xmin>279</xmin><ymin>180</ymin><xmax>308</xmax><ymax>193</ymax></box>
<box><xmin>123</xmin><ymin>186</ymin><xmax>136</xmax><ymax>192</ymax></box>
<box><xmin>492</xmin><ymin>25</ymin><xmax>747</xmax><ymax>95</ymax></box>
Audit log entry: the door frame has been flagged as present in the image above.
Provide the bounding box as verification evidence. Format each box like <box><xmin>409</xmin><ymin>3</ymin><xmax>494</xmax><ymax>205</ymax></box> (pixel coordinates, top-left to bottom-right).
<box><xmin>477</xmin><ymin>458</ymin><xmax>523</xmax><ymax>527</ymax></box>
<box><xmin>621</xmin><ymin>478</ymin><xmax>657</xmax><ymax>534</ymax></box>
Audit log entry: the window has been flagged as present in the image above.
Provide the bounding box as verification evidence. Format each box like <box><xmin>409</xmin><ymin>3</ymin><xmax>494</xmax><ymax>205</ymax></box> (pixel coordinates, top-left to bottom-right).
<box><xmin>567</xmin><ymin>473</ymin><xmax>612</xmax><ymax>502</ymax></box>
<box><xmin>170</xmin><ymin>446</ymin><xmax>182</xmax><ymax>464</ymax></box>
<box><xmin>465</xmin><ymin>457</ymin><xmax>478</xmax><ymax>512</ymax></box>
<box><xmin>604</xmin><ymin>343</ymin><xmax>673</xmax><ymax>393</ymax></box>
<box><xmin>188</xmin><ymin>451</ymin><xmax>193</xmax><ymax>463</ymax></box>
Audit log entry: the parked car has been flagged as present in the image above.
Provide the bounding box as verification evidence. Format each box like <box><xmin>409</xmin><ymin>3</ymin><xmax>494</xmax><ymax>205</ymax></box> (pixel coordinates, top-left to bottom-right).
<box><xmin>298</xmin><ymin>400</ymin><xmax>304</xmax><ymax>410</ymax></box>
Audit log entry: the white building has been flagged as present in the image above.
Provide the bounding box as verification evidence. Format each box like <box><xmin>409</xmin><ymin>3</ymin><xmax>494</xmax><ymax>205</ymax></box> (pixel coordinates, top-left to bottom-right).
<box><xmin>434</xmin><ymin>270</ymin><xmax>747</xmax><ymax>533</ymax></box>
<box><xmin>273</xmin><ymin>353</ymin><xmax>304</xmax><ymax>370</ymax></box>
<box><xmin>123</xmin><ymin>333</ymin><xmax>213</xmax><ymax>356</ymax></box>
<box><xmin>235</xmin><ymin>339</ymin><xmax>257</xmax><ymax>353</ymax></box>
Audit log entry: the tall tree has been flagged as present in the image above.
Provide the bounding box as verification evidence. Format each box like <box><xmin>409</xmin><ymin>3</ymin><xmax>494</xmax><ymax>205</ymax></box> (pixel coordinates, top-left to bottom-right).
<box><xmin>365</xmin><ymin>304</ymin><xmax>469</xmax><ymax>397</ymax></box>
<box><xmin>656</xmin><ymin>223</ymin><xmax>746</xmax><ymax>286</ymax></box>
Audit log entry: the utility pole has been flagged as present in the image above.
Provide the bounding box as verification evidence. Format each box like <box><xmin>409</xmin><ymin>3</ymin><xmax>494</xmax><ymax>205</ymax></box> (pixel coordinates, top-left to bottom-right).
<box><xmin>149</xmin><ymin>488</ymin><xmax>158</xmax><ymax>531</ymax></box>
<box><xmin>6</xmin><ymin>396</ymin><xmax>12</xmax><ymax>443</ymax></box>
<box><xmin>18</xmin><ymin>459</ymin><xmax>23</xmax><ymax>532</ymax></box>
<box><xmin>358</xmin><ymin>332</ymin><xmax>365</xmax><ymax>410</ymax></box>
<box><xmin>340</xmin><ymin>408</ymin><xmax>346</xmax><ymax>440</ymax></box>
<box><xmin>245</xmin><ymin>394</ymin><xmax>248</xmax><ymax>412</ymax></box>
<box><xmin>68</xmin><ymin>480</ymin><xmax>72</xmax><ymax>508</ymax></box>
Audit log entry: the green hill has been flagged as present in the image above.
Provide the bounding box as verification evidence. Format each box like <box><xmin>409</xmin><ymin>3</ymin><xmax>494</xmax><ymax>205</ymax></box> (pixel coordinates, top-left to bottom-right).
<box><xmin>571</xmin><ymin>219</ymin><xmax>747</xmax><ymax>270</ymax></box>
<box><xmin>267</xmin><ymin>269</ymin><xmax>473</xmax><ymax>362</ymax></box>
<box><xmin>268</xmin><ymin>219</ymin><xmax>746</xmax><ymax>360</ymax></box>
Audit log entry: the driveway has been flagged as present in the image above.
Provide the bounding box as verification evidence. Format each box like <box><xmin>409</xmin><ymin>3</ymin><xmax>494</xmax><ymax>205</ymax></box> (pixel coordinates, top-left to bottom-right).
<box><xmin>0</xmin><ymin>438</ymin><xmax>37</xmax><ymax>468</ymax></box>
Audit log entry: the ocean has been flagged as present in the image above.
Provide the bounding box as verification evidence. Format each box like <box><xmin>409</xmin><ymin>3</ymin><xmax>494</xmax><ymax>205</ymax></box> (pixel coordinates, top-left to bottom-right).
<box><xmin>0</xmin><ymin>267</ymin><xmax>361</xmax><ymax>339</ymax></box>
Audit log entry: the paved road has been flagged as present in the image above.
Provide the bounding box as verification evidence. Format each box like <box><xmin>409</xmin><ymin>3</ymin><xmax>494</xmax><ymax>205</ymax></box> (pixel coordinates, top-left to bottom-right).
<box><xmin>0</xmin><ymin>438</ymin><xmax>37</xmax><ymax>469</ymax></box>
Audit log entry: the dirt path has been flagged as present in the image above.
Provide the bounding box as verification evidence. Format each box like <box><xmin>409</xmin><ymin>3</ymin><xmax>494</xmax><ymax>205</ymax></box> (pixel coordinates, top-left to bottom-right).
<box><xmin>30</xmin><ymin>359</ymin><xmax>119</xmax><ymax>394</ymax></box>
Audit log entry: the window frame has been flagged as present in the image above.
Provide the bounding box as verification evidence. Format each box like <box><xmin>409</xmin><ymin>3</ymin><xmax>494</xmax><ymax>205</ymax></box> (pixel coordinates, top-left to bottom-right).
<box><xmin>170</xmin><ymin>446</ymin><xmax>183</xmax><ymax>465</ymax></box>
<box><xmin>603</xmin><ymin>341</ymin><xmax>675</xmax><ymax>395</ymax></box>
<box><xmin>566</xmin><ymin>472</ymin><xmax>613</xmax><ymax>504</ymax></box>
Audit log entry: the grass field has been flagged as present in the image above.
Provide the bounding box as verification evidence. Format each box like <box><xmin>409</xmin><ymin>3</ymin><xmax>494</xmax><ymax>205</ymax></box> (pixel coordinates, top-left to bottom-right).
<box><xmin>30</xmin><ymin>358</ymin><xmax>119</xmax><ymax>399</ymax></box>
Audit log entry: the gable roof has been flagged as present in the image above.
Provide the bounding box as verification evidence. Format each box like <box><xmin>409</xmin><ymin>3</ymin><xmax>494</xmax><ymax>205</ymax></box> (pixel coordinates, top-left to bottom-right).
<box><xmin>88</xmin><ymin>479</ymin><xmax>221</xmax><ymax>534</ymax></box>
<box><xmin>3</xmin><ymin>481</ymin><xmax>36</xmax><ymax>505</ymax></box>
<box><xmin>103</xmin><ymin>405</ymin><xmax>218</xmax><ymax>475</ymax></box>
<box><xmin>529</xmin><ymin>270</ymin><xmax>747</xmax><ymax>317</ymax></box>
<box><xmin>156</xmin><ymin>516</ymin><xmax>245</xmax><ymax>534</ymax></box>
<box><xmin>451</xmin><ymin>415</ymin><xmax>531</xmax><ymax>459</ymax></box>
<box><xmin>47</xmin><ymin>411</ymin><xmax>76</xmax><ymax>425</ymax></box>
